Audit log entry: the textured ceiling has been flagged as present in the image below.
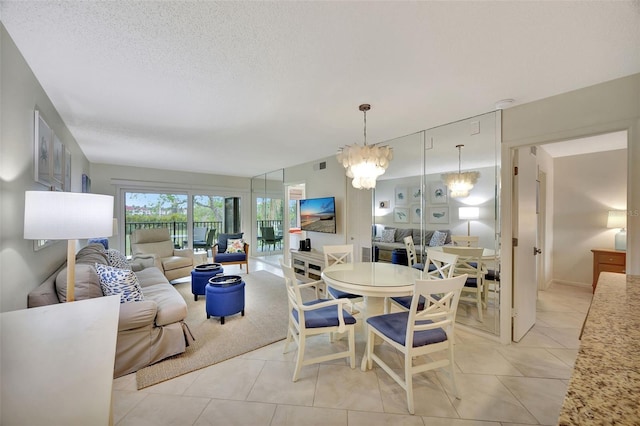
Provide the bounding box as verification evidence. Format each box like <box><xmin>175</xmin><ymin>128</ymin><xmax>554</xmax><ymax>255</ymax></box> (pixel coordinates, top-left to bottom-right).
<box><xmin>2</xmin><ymin>1</ymin><xmax>639</xmax><ymax>178</ymax></box>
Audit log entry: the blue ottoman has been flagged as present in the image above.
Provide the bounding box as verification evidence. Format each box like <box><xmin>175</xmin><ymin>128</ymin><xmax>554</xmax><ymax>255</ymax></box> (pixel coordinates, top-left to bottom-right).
<box><xmin>391</xmin><ymin>248</ymin><xmax>408</xmax><ymax>266</ymax></box>
<box><xmin>206</xmin><ymin>275</ymin><xmax>245</xmax><ymax>324</ymax></box>
<box><xmin>191</xmin><ymin>263</ymin><xmax>224</xmax><ymax>301</ymax></box>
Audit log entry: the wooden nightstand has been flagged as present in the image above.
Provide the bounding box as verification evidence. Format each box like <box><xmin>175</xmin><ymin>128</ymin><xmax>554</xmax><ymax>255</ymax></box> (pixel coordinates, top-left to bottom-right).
<box><xmin>591</xmin><ymin>248</ymin><xmax>626</xmax><ymax>292</ymax></box>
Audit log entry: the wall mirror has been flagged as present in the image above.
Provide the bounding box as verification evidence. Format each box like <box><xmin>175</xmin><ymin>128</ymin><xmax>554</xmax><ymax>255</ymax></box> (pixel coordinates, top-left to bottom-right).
<box><xmin>373</xmin><ymin>111</ymin><xmax>501</xmax><ymax>335</ymax></box>
<box><xmin>251</xmin><ymin>169</ymin><xmax>285</xmax><ymax>267</ymax></box>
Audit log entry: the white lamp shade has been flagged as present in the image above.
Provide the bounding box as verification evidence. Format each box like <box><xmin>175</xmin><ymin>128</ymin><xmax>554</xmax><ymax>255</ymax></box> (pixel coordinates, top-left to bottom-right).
<box><xmin>24</xmin><ymin>191</ymin><xmax>114</xmax><ymax>240</ymax></box>
<box><xmin>459</xmin><ymin>206</ymin><xmax>480</xmax><ymax>220</ymax></box>
<box><xmin>606</xmin><ymin>210</ymin><xmax>626</xmax><ymax>229</ymax></box>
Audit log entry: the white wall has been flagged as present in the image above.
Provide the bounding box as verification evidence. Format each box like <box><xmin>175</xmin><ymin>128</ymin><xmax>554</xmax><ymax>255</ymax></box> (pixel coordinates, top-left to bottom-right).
<box><xmin>551</xmin><ymin>149</ymin><xmax>627</xmax><ymax>285</ymax></box>
<box><xmin>0</xmin><ymin>25</ymin><xmax>91</xmax><ymax>311</ymax></box>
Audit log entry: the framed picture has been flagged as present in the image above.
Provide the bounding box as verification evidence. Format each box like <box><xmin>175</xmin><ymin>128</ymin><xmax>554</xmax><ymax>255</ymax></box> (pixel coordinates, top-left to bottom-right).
<box><xmin>410</xmin><ymin>186</ymin><xmax>422</xmax><ymax>202</ymax></box>
<box><xmin>395</xmin><ymin>187</ymin><xmax>408</xmax><ymax>205</ymax></box>
<box><xmin>429</xmin><ymin>181</ymin><xmax>448</xmax><ymax>204</ymax></box>
<box><xmin>34</xmin><ymin>110</ymin><xmax>52</xmax><ymax>186</ymax></box>
<box><xmin>52</xmin><ymin>134</ymin><xmax>64</xmax><ymax>185</ymax></box>
<box><xmin>63</xmin><ymin>147</ymin><xmax>72</xmax><ymax>191</ymax></box>
<box><xmin>394</xmin><ymin>207</ymin><xmax>409</xmax><ymax>223</ymax></box>
<box><xmin>82</xmin><ymin>173</ymin><xmax>91</xmax><ymax>193</ymax></box>
<box><xmin>428</xmin><ymin>206</ymin><xmax>449</xmax><ymax>224</ymax></box>
<box><xmin>410</xmin><ymin>204</ymin><xmax>422</xmax><ymax>224</ymax></box>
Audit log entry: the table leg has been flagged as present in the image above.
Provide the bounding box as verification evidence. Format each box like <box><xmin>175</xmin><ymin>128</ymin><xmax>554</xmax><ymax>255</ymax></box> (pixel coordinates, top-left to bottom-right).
<box><xmin>360</xmin><ymin>296</ymin><xmax>385</xmax><ymax>371</ymax></box>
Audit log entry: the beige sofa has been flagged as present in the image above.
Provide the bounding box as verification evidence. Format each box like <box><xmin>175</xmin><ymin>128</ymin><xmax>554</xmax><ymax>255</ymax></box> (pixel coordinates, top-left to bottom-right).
<box><xmin>130</xmin><ymin>228</ymin><xmax>196</xmax><ymax>281</ymax></box>
<box><xmin>28</xmin><ymin>244</ymin><xmax>193</xmax><ymax>378</ymax></box>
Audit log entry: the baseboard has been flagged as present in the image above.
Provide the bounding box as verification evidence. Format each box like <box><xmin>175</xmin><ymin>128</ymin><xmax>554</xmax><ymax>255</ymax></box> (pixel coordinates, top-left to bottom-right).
<box><xmin>548</xmin><ymin>279</ymin><xmax>591</xmax><ymax>289</ymax></box>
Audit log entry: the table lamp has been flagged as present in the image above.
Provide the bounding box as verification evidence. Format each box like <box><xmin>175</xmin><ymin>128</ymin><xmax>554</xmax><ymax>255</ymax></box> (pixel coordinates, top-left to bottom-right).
<box><xmin>24</xmin><ymin>191</ymin><xmax>114</xmax><ymax>302</ymax></box>
<box><xmin>458</xmin><ymin>206</ymin><xmax>480</xmax><ymax>236</ymax></box>
<box><xmin>607</xmin><ymin>210</ymin><xmax>627</xmax><ymax>251</ymax></box>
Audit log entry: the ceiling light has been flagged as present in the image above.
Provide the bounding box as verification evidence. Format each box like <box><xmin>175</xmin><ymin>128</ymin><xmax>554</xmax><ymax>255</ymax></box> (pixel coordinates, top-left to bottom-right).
<box><xmin>441</xmin><ymin>144</ymin><xmax>480</xmax><ymax>198</ymax></box>
<box><xmin>336</xmin><ymin>104</ymin><xmax>393</xmax><ymax>190</ymax></box>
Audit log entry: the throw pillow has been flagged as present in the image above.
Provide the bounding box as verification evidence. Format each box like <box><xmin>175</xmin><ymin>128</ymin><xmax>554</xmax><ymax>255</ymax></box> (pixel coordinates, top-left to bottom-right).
<box><xmin>95</xmin><ymin>263</ymin><xmax>144</xmax><ymax>303</ymax></box>
<box><xmin>225</xmin><ymin>238</ymin><xmax>245</xmax><ymax>253</ymax></box>
<box><xmin>429</xmin><ymin>230</ymin><xmax>448</xmax><ymax>247</ymax></box>
<box><xmin>55</xmin><ymin>264</ymin><xmax>104</xmax><ymax>302</ymax></box>
<box><xmin>381</xmin><ymin>228</ymin><xmax>396</xmax><ymax>243</ymax></box>
<box><xmin>106</xmin><ymin>249</ymin><xmax>131</xmax><ymax>270</ymax></box>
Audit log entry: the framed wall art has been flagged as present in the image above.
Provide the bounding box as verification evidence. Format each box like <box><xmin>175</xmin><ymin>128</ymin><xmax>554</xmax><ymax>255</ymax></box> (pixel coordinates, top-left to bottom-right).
<box><xmin>429</xmin><ymin>181</ymin><xmax>448</xmax><ymax>204</ymax></box>
<box><xmin>395</xmin><ymin>187</ymin><xmax>408</xmax><ymax>205</ymax></box>
<box><xmin>428</xmin><ymin>206</ymin><xmax>449</xmax><ymax>224</ymax></box>
<box><xmin>34</xmin><ymin>110</ymin><xmax>52</xmax><ymax>186</ymax></box>
<box><xmin>394</xmin><ymin>207</ymin><xmax>409</xmax><ymax>223</ymax></box>
<box><xmin>52</xmin><ymin>134</ymin><xmax>64</xmax><ymax>188</ymax></box>
<box><xmin>410</xmin><ymin>186</ymin><xmax>422</xmax><ymax>203</ymax></box>
<box><xmin>411</xmin><ymin>205</ymin><xmax>422</xmax><ymax>224</ymax></box>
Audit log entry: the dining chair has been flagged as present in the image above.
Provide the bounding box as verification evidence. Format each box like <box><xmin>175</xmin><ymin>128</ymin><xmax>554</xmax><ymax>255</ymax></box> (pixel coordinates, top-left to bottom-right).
<box><xmin>280</xmin><ymin>260</ymin><xmax>356</xmax><ymax>382</ymax></box>
<box><xmin>323</xmin><ymin>244</ymin><xmax>363</xmax><ymax>311</ymax></box>
<box><xmin>442</xmin><ymin>246</ymin><xmax>485</xmax><ymax>321</ymax></box>
<box><xmin>451</xmin><ymin>235</ymin><xmax>480</xmax><ymax>247</ymax></box>
<box><xmin>403</xmin><ymin>235</ymin><xmax>424</xmax><ymax>270</ymax></box>
<box><xmin>362</xmin><ymin>273</ymin><xmax>467</xmax><ymax>414</ymax></box>
<box><xmin>387</xmin><ymin>249</ymin><xmax>459</xmax><ymax>312</ymax></box>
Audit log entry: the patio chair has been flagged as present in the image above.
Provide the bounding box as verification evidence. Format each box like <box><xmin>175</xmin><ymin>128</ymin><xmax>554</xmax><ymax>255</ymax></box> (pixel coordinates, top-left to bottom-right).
<box><xmin>280</xmin><ymin>259</ymin><xmax>356</xmax><ymax>382</ymax></box>
<box><xmin>193</xmin><ymin>229</ymin><xmax>216</xmax><ymax>252</ymax></box>
<box><xmin>260</xmin><ymin>226</ymin><xmax>281</xmax><ymax>251</ymax></box>
<box><xmin>362</xmin><ymin>274</ymin><xmax>467</xmax><ymax>414</ymax></box>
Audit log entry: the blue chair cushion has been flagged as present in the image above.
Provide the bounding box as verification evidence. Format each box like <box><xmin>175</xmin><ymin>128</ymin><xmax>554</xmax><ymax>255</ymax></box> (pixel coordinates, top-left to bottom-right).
<box><xmin>328</xmin><ymin>287</ymin><xmax>361</xmax><ymax>300</ymax></box>
<box><xmin>217</xmin><ymin>233</ymin><xmax>244</xmax><ymax>252</ymax></box>
<box><xmin>293</xmin><ymin>299</ymin><xmax>356</xmax><ymax>328</ymax></box>
<box><xmin>465</xmin><ymin>277</ymin><xmax>478</xmax><ymax>287</ymax></box>
<box><xmin>367</xmin><ymin>311</ymin><xmax>447</xmax><ymax>347</ymax></box>
<box><xmin>215</xmin><ymin>252</ymin><xmax>246</xmax><ymax>262</ymax></box>
<box><xmin>412</xmin><ymin>263</ymin><xmax>425</xmax><ymax>271</ymax></box>
<box><xmin>391</xmin><ymin>295</ymin><xmax>426</xmax><ymax>311</ymax></box>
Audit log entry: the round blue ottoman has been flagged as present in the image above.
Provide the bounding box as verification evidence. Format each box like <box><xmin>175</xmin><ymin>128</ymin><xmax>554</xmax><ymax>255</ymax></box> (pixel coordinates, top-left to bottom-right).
<box><xmin>206</xmin><ymin>275</ymin><xmax>245</xmax><ymax>324</ymax></box>
<box><xmin>191</xmin><ymin>263</ymin><xmax>224</xmax><ymax>301</ymax></box>
<box><xmin>391</xmin><ymin>248</ymin><xmax>408</xmax><ymax>266</ymax></box>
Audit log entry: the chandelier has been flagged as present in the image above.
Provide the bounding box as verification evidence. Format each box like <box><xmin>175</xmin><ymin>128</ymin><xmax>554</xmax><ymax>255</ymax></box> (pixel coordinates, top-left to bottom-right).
<box><xmin>441</xmin><ymin>144</ymin><xmax>480</xmax><ymax>198</ymax></box>
<box><xmin>336</xmin><ymin>104</ymin><xmax>393</xmax><ymax>189</ymax></box>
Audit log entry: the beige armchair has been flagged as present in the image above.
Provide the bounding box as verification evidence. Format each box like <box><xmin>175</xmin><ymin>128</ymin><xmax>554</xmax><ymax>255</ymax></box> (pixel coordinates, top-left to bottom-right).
<box><xmin>131</xmin><ymin>228</ymin><xmax>196</xmax><ymax>281</ymax></box>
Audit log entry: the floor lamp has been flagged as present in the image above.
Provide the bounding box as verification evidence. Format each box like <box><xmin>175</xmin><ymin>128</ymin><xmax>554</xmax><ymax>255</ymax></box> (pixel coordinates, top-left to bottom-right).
<box><xmin>24</xmin><ymin>191</ymin><xmax>114</xmax><ymax>302</ymax></box>
<box><xmin>458</xmin><ymin>206</ymin><xmax>480</xmax><ymax>236</ymax></box>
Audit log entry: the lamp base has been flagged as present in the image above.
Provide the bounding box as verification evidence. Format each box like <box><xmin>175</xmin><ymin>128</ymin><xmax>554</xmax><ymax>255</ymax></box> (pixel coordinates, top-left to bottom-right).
<box><xmin>614</xmin><ymin>229</ymin><xmax>626</xmax><ymax>251</ymax></box>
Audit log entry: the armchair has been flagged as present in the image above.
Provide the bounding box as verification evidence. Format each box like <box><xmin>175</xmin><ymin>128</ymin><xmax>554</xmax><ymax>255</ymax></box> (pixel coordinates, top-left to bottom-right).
<box><xmin>212</xmin><ymin>232</ymin><xmax>249</xmax><ymax>273</ymax></box>
<box><xmin>131</xmin><ymin>228</ymin><xmax>196</xmax><ymax>281</ymax></box>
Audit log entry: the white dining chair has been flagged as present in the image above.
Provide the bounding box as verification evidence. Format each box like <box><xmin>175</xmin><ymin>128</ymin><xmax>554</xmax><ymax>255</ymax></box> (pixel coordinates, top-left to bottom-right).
<box><xmin>387</xmin><ymin>249</ymin><xmax>459</xmax><ymax>312</ymax></box>
<box><xmin>280</xmin><ymin>259</ymin><xmax>356</xmax><ymax>382</ymax></box>
<box><xmin>403</xmin><ymin>235</ymin><xmax>424</xmax><ymax>270</ymax></box>
<box><xmin>442</xmin><ymin>246</ymin><xmax>485</xmax><ymax>321</ymax></box>
<box><xmin>323</xmin><ymin>244</ymin><xmax>363</xmax><ymax>312</ymax></box>
<box><xmin>362</xmin><ymin>274</ymin><xmax>467</xmax><ymax>414</ymax></box>
<box><xmin>451</xmin><ymin>235</ymin><xmax>479</xmax><ymax>247</ymax></box>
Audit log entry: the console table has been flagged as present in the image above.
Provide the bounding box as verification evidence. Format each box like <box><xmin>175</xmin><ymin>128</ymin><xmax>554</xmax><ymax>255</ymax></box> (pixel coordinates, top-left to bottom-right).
<box><xmin>290</xmin><ymin>249</ymin><xmax>325</xmax><ymax>282</ymax></box>
<box><xmin>1</xmin><ymin>295</ymin><xmax>120</xmax><ymax>425</ymax></box>
<box><xmin>591</xmin><ymin>248</ymin><xmax>626</xmax><ymax>292</ymax></box>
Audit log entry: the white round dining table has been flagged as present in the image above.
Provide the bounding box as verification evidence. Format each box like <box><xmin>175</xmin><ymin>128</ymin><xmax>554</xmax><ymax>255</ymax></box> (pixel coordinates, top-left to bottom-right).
<box><xmin>321</xmin><ymin>262</ymin><xmax>423</xmax><ymax>319</ymax></box>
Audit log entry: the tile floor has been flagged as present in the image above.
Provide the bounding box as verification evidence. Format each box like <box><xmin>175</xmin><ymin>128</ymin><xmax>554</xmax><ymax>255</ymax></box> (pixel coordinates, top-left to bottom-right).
<box><xmin>112</xmin><ymin>260</ymin><xmax>593</xmax><ymax>426</ymax></box>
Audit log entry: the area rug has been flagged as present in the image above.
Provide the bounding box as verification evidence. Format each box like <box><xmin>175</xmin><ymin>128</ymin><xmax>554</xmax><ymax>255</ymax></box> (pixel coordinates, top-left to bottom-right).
<box><xmin>136</xmin><ymin>270</ymin><xmax>289</xmax><ymax>389</ymax></box>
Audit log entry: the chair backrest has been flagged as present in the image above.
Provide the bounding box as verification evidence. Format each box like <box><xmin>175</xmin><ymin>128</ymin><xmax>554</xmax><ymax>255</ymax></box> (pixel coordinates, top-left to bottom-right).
<box><xmin>205</xmin><ymin>229</ymin><xmax>216</xmax><ymax>245</ymax></box>
<box><xmin>442</xmin><ymin>246</ymin><xmax>484</xmax><ymax>280</ymax></box>
<box><xmin>193</xmin><ymin>227</ymin><xmax>207</xmax><ymax>241</ymax></box>
<box><xmin>451</xmin><ymin>235</ymin><xmax>479</xmax><ymax>247</ymax></box>
<box><xmin>323</xmin><ymin>244</ymin><xmax>354</xmax><ymax>267</ymax></box>
<box><xmin>424</xmin><ymin>249</ymin><xmax>459</xmax><ymax>279</ymax></box>
<box><xmin>280</xmin><ymin>259</ymin><xmax>304</xmax><ymax>313</ymax></box>
<box><xmin>217</xmin><ymin>232</ymin><xmax>244</xmax><ymax>252</ymax></box>
<box><xmin>403</xmin><ymin>236</ymin><xmax>418</xmax><ymax>267</ymax></box>
<box><xmin>131</xmin><ymin>228</ymin><xmax>174</xmax><ymax>258</ymax></box>
<box><xmin>406</xmin><ymin>274</ymin><xmax>467</xmax><ymax>347</ymax></box>
<box><xmin>261</xmin><ymin>227</ymin><xmax>275</xmax><ymax>240</ymax></box>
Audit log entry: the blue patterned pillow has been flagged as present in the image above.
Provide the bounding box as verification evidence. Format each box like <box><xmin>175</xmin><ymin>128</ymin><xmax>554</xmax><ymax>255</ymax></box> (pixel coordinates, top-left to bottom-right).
<box><xmin>429</xmin><ymin>230</ymin><xmax>448</xmax><ymax>247</ymax></box>
<box><xmin>95</xmin><ymin>263</ymin><xmax>144</xmax><ymax>303</ymax></box>
<box><xmin>106</xmin><ymin>249</ymin><xmax>131</xmax><ymax>270</ymax></box>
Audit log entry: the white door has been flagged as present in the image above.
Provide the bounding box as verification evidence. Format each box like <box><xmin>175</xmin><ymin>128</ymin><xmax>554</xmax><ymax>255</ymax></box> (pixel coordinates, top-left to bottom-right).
<box><xmin>512</xmin><ymin>147</ymin><xmax>539</xmax><ymax>342</ymax></box>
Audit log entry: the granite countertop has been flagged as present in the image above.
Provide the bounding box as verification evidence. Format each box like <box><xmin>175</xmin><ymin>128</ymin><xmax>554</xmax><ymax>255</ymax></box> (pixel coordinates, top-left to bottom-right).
<box><xmin>559</xmin><ymin>273</ymin><xmax>640</xmax><ymax>425</ymax></box>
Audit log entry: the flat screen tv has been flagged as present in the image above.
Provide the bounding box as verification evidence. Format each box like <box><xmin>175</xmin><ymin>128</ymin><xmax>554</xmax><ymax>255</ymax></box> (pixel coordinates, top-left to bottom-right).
<box><xmin>300</xmin><ymin>196</ymin><xmax>337</xmax><ymax>234</ymax></box>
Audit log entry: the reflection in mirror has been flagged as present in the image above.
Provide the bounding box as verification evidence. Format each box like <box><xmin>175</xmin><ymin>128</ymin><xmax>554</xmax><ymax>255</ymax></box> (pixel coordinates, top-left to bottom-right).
<box><xmin>373</xmin><ymin>111</ymin><xmax>500</xmax><ymax>336</ymax></box>
<box><xmin>251</xmin><ymin>169</ymin><xmax>285</xmax><ymax>267</ymax></box>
